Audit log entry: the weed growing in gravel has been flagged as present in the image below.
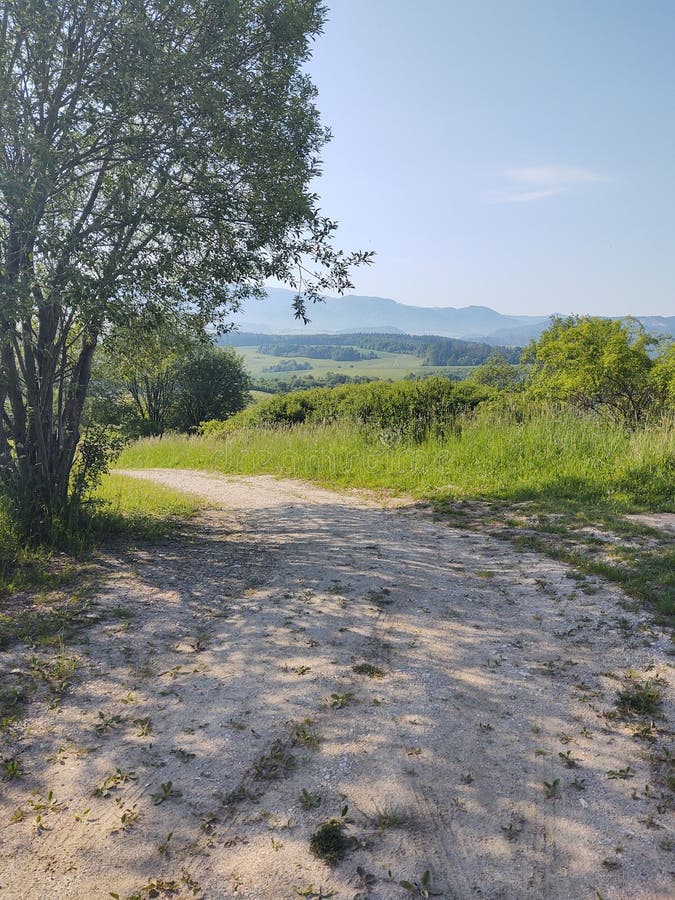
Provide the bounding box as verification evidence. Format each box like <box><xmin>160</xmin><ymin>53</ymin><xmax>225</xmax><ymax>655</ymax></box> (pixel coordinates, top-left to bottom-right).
<box><xmin>292</xmin><ymin>885</ymin><xmax>336</xmax><ymax>898</ymax></box>
<box><xmin>365</xmin><ymin>587</ymin><xmax>393</xmax><ymax>606</ymax></box>
<box><xmin>616</xmin><ymin>675</ymin><xmax>664</xmax><ymax>717</ymax></box>
<box><xmin>92</xmin><ymin>768</ymin><xmax>137</xmax><ymax>798</ymax></box>
<box><xmin>253</xmin><ymin>740</ymin><xmax>296</xmax><ymax>780</ymax></box>
<box><xmin>72</xmin><ymin>807</ymin><xmax>92</xmax><ymax>823</ymax></box>
<box><xmin>399</xmin><ymin>869</ymin><xmax>442</xmax><ymax>897</ymax></box>
<box><xmin>111</xmin><ymin>800</ymin><xmax>141</xmax><ymax>832</ymax></box>
<box><xmin>111</xmin><ymin>876</ymin><xmax>181</xmax><ymax>899</ymax></box>
<box><xmin>543</xmin><ymin>779</ymin><xmax>561</xmax><ymax>799</ymax></box>
<box><xmin>2</xmin><ymin>756</ymin><xmax>23</xmax><ymax>780</ymax></box>
<box><xmin>370</xmin><ymin>802</ymin><xmax>408</xmax><ymax>829</ymax></box>
<box><xmin>352</xmin><ymin>663</ymin><xmax>384</xmax><ymax>678</ymax></box>
<box><xmin>94</xmin><ymin>711</ymin><xmax>123</xmax><ymax>734</ymax></box>
<box><xmin>30</xmin><ymin>644</ymin><xmax>79</xmax><ymax>696</ymax></box>
<box><xmin>558</xmin><ymin>750</ymin><xmax>581</xmax><ymax>768</ymax></box>
<box><xmin>29</xmin><ymin>790</ymin><xmax>64</xmax><ymax>814</ymax></box>
<box><xmin>354</xmin><ymin>866</ymin><xmax>377</xmax><ymax>897</ymax></box>
<box><xmin>171</xmin><ymin>747</ymin><xmax>196</xmax><ymax>762</ymax></box>
<box><xmin>309</xmin><ymin>819</ymin><xmax>348</xmax><ymax>865</ymax></box>
<box><xmin>151</xmin><ymin>780</ymin><xmax>182</xmax><ymax>804</ymax></box>
<box><xmin>299</xmin><ymin>789</ymin><xmax>322</xmax><ymax>809</ymax></box>
<box><xmin>293</xmin><ymin>720</ymin><xmax>320</xmax><ymax>748</ymax></box>
<box><xmin>157</xmin><ymin>831</ymin><xmax>173</xmax><ymax>856</ymax></box>
<box><xmin>328</xmin><ymin>692</ymin><xmax>354</xmax><ymax>709</ymax></box>
<box><xmin>133</xmin><ymin>716</ymin><xmax>153</xmax><ymax>736</ymax></box>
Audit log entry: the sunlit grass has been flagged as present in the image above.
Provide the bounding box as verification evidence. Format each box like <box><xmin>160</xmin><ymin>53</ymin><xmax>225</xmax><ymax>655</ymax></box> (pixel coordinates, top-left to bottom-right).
<box><xmin>236</xmin><ymin>344</ymin><xmax>472</xmax><ymax>382</ymax></box>
<box><xmin>117</xmin><ymin>413</ymin><xmax>675</xmax><ymax>513</ymax></box>
<box><xmin>95</xmin><ymin>472</ymin><xmax>206</xmax><ymax>520</ymax></box>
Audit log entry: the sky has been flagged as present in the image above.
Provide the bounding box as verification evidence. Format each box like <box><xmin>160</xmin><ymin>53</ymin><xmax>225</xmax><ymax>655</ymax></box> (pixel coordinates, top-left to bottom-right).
<box><xmin>297</xmin><ymin>0</ymin><xmax>675</xmax><ymax>317</ymax></box>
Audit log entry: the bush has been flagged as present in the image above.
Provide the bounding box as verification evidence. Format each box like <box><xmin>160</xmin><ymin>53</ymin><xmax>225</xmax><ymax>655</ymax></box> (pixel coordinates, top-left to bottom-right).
<box><xmin>170</xmin><ymin>346</ymin><xmax>251</xmax><ymax>432</ymax></box>
<box><xmin>208</xmin><ymin>377</ymin><xmax>490</xmax><ymax>442</ymax></box>
<box><xmin>524</xmin><ymin>316</ymin><xmax>666</xmax><ymax>426</ymax></box>
<box><xmin>309</xmin><ymin>820</ymin><xmax>348</xmax><ymax>864</ymax></box>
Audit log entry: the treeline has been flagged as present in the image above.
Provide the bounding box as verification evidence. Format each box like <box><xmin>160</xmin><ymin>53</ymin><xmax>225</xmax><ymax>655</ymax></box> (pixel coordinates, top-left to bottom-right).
<box><xmin>258</xmin><ymin>343</ymin><xmax>378</xmax><ymax>362</ymax></box>
<box><xmin>220</xmin><ymin>332</ymin><xmax>522</xmax><ymax>366</ymax></box>
<box><xmin>250</xmin><ymin>372</ymin><xmax>377</xmax><ymax>393</ymax></box>
<box><xmin>261</xmin><ymin>360</ymin><xmax>312</xmax><ymax>373</ymax></box>
<box><xmin>209</xmin><ymin>317</ymin><xmax>675</xmax><ymax>439</ymax></box>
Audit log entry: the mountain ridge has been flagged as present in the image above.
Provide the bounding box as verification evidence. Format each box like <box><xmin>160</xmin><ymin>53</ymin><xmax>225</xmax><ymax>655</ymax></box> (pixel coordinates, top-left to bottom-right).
<box><xmin>230</xmin><ymin>288</ymin><xmax>674</xmax><ymax>344</ymax></box>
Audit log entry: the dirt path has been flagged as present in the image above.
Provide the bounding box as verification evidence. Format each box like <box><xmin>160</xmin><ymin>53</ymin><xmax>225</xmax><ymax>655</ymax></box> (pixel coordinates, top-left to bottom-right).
<box><xmin>1</xmin><ymin>470</ymin><xmax>673</xmax><ymax>900</ymax></box>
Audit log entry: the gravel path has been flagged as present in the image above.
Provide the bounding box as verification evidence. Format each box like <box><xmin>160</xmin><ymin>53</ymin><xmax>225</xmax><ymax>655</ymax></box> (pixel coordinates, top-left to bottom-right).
<box><xmin>0</xmin><ymin>469</ymin><xmax>672</xmax><ymax>900</ymax></box>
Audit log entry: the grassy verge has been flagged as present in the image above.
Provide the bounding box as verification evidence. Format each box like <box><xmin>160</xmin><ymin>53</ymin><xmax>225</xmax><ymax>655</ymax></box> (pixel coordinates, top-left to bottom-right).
<box><xmin>0</xmin><ymin>474</ymin><xmax>205</xmax><ymax>654</ymax></box>
<box><xmin>93</xmin><ymin>471</ymin><xmax>206</xmax><ymax>537</ymax></box>
<box><xmin>117</xmin><ymin>413</ymin><xmax>674</xmax><ymax>620</ymax></box>
<box><xmin>438</xmin><ymin>503</ymin><xmax>675</xmax><ymax>622</ymax></box>
<box><xmin>0</xmin><ymin>473</ymin><xmax>205</xmax><ymax>726</ymax></box>
<box><xmin>118</xmin><ymin>414</ymin><xmax>674</xmax><ymax>511</ymax></box>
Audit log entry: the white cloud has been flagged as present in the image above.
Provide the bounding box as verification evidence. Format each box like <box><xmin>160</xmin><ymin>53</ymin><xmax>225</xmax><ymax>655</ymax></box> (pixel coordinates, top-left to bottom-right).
<box><xmin>491</xmin><ymin>165</ymin><xmax>608</xmax><ymax>203</ymax></box>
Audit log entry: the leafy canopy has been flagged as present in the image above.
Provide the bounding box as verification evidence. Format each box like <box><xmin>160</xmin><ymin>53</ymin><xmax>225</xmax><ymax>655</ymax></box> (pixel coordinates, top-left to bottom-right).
<box><xmin>0</xmin><ymin>0</ymin><xmax>371</xmax><ymax>529</ymax></box>
<box><xmin>524</xmin><ymin>316</ymin><xmax>664</xmax><ymax>426</ymax></box>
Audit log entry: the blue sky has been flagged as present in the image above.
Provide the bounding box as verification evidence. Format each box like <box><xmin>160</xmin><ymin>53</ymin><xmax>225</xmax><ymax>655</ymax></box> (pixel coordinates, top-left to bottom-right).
<box><xmin>301</xmin><ymin>1</ymin><xmax>675</xmax><ymax>316</ymax></box>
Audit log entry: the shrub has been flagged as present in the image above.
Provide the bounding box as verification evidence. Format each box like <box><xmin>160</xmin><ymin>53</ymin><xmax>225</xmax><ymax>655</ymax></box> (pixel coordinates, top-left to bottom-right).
<box><xmin>309</xmin><ymin>819</ymin><xmax>348</xmax><ymax>864</ymax></box>
<box><xmin>209</xmin><ymin>377</ymin><xmax>490</xmax><ymax>442</ymax></box>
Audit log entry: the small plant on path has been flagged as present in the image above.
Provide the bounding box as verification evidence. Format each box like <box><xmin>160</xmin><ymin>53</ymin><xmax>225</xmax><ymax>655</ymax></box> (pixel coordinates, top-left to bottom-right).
<box><xmin>152</xmin><ymin>781</ymin><xmax>182</xmax><ymax>804</ymax></box>
<box><xmin>400</xmin><ymin>869</ymin><xmax>442</xmax><ymax>897</ymax></box>
<box><xmin>309</xmin><ymin>819</ymin><xmax>348</xmax><ymax>865</ymax></box>
<box><xmin>329</xmin><ymin>692</ymin><xmax>354</xmax><ymax>709</ymax></box>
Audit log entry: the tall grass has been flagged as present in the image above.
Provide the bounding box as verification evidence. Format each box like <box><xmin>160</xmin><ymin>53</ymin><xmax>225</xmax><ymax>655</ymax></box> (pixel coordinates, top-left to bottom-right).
<box><xmin>117</xmin><ymin>410</ymin><xmax>675</xmax><ymax>512</ymax></box>
<box><xmin>94</xmin><ymin>472</ymin><xmax>206</xmax><ymax>522</ymax></box>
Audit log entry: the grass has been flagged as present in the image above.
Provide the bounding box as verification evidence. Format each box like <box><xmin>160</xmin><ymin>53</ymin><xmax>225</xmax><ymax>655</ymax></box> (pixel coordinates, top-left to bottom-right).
<box><xmin>117</xmin><ymin>413</ymin><xmax>674</xmax><ymax>512</ymax></box>
<box><xmin>370</xmin><ymin>802</ymin><xmax>409</xmax><ymax>829</ymax></box>
<box><xmin>615</xmin><ymin>675</ymin><xmax>664</xmax><ymax>718</ymax></box>
<box><xmin>0</xmin><ymin>474</ymin><xmax>204</xmax><ymax>586</ymax></box>
<box><xmin>94</xmin><ymin>471</ymin><xmax>206</xmax><ymax>534</ymax></box>
<box><xmin>505</xmin><ymin>525</ymin><xmax>675</xmax><ymax>621</ymax></box>
<box><xmin>236</xmin><ymin>345</ymin><xmax>472</xmax><ymax>383</ymax></box>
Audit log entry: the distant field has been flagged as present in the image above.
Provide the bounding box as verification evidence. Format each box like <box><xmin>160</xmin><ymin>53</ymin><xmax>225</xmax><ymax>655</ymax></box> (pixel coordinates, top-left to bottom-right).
<box><xmin>236</xmin><ymin>345</ymin><xmax>473</xmax><ymax>382</ymax></box>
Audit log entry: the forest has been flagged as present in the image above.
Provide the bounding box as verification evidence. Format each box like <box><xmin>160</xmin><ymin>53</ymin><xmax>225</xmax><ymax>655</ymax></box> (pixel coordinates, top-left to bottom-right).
<box><xmin>220</xmin><ymin>331</ymin><xmax>522</xmax><ymax>366</ymax></box>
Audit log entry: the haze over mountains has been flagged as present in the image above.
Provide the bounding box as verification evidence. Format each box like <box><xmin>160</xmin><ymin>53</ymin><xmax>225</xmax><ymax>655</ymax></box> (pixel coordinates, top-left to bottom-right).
<box><xmin>232</xmin><ymin>289</ymin><xmax>675</xmax><ymax>345</ymax></box>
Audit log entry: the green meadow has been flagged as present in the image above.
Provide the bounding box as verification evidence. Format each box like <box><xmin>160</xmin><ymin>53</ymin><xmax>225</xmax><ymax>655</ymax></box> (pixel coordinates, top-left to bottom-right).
<box><xmin>236</xmin><ymin>344</ymin><xmax>472</xmax><ymax>382</ymax></box>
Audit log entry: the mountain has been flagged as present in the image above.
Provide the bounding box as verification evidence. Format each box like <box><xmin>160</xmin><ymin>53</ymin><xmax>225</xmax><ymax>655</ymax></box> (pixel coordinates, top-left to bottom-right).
<box><xmin>230</xmin><ymin>288</ymin><xmax>674</xmax><ymax>344</ymax></box>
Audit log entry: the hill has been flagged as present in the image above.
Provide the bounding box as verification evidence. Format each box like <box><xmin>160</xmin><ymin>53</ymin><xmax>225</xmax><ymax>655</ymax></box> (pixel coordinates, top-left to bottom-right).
<box><xmin>231</xmin><ymin>288</ymin><xmax>675</xmax><ymax>344</ymax></box>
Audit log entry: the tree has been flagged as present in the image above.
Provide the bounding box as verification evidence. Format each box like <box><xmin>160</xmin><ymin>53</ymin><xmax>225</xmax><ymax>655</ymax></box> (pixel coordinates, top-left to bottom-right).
<box><xmin>101</xmin><ymin>311</ymin><xmax>206</xmax><ymax>436</ymax></box>
<box><xmin>0</xmin><ymin>0</ymin><xmax>371</xmax><ymax>534</ymax></box>
<box><xmin>466</xmin><ymin>352</ymin><xmax>525</xmax><ymax>392</ymax></box>
<box><xmin>524</xmin><ymin>316</ymin><xmax>661</xmax><ymax>426</ymax></box>
<box><xmin>651</xmin><ymin>342</ymin><xmax>675</xmax><ymax>411</ymax></box>
<box><xmin>171</xmin><ymin>345</ymin><xmax>251</xmax><ymax>432</ymax></box>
